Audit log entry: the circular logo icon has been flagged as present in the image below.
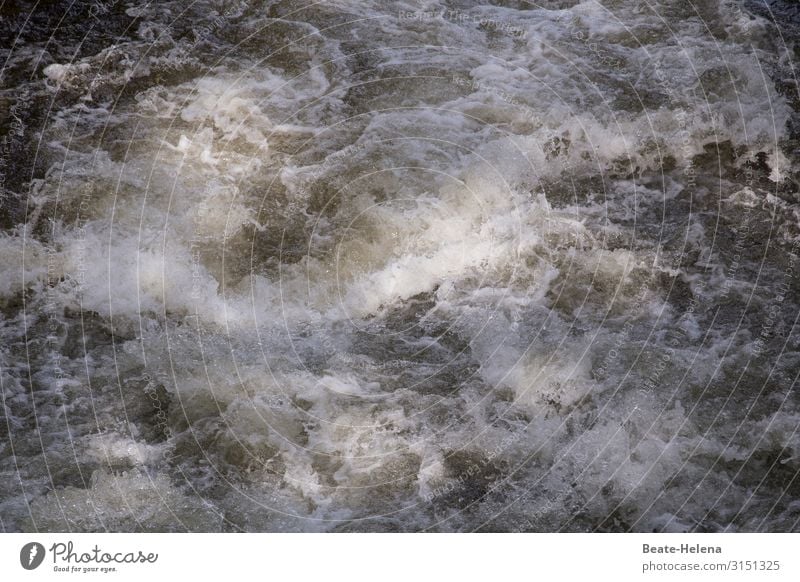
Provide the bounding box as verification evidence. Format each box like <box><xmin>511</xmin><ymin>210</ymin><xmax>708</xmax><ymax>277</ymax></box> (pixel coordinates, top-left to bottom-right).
<box><xmin>20</xmin><ymin>542</ymin><xmax>46</xmax><ymax>570</ymax></box>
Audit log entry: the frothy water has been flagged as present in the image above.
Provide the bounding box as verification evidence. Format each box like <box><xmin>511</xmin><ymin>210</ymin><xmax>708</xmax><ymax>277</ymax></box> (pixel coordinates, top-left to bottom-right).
<box><xmin>1</xmin><ymin>0</ymin><xmax>799</xmax><ymax>532</ymax></box>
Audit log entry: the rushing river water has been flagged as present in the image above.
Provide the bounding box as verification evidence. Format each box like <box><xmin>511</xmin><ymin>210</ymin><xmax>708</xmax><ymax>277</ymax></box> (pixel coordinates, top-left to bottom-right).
<box><xmin>1</xmin><ymin>0</ymin><xmax>799</xmax><ymax>532</ymax></box>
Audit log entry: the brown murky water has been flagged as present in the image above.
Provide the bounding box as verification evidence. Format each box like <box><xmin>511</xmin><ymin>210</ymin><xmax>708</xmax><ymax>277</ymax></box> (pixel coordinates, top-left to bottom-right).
<box><xmin>1</xmin><ymin>0</ymin><xmax>799</xmax><ymax>532</ymax></box>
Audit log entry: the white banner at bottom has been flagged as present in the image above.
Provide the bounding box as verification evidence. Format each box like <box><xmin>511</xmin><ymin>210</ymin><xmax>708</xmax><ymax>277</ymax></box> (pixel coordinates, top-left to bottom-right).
<box><xmin>1</xmin><ymin>533</ymin><xmax>797</xmax><ymax>581</ymax></box>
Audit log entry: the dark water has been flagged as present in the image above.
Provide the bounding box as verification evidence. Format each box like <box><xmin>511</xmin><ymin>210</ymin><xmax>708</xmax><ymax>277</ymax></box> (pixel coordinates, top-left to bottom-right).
<box><xmin>1</xmin><ymin>0</ymin><xmax>799</xmax><ymax>532</ymax></box>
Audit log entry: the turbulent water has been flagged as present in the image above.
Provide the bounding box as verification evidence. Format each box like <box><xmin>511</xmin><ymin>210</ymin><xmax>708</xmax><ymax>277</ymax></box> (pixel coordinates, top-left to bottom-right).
<box><xmin>1</xmin><ymin>0</ymin><xmax>799</xmax><ymax>532</ymax></box>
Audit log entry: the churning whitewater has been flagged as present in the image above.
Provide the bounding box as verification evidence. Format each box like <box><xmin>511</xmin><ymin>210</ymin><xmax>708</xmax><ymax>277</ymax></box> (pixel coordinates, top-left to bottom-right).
<box><xmin>1</xmin><ymin>0</ymin><xmax>799</xmax><ymax>532</ymax></box>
